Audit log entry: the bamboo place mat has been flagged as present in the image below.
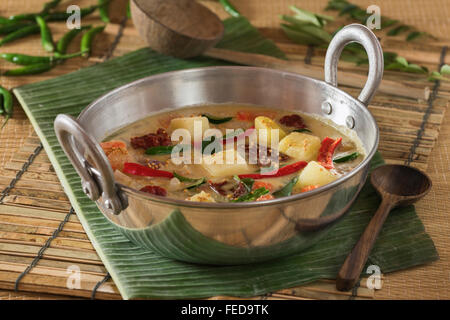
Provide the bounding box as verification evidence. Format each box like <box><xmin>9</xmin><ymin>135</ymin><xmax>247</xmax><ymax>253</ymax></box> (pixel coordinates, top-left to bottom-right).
<box><xmin>0</xmin><ymin>0</ymin><xmax>448</xmax><ymax>299</ymax></box>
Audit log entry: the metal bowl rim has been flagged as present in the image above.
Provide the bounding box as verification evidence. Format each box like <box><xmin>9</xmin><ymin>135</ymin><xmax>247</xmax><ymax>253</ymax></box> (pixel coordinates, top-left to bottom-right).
<box><xmin>78</xmin><ymin>65</ymin><xmax>380</xmax><ymax>209</ymax></box>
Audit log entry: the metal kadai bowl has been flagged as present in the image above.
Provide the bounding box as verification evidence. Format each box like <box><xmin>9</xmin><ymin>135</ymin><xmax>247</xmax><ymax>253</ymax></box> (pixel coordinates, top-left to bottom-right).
<box><xmin>54</xmin><ymin>24</ymin><xmax>383</xmax><ymax>265</ymax></box>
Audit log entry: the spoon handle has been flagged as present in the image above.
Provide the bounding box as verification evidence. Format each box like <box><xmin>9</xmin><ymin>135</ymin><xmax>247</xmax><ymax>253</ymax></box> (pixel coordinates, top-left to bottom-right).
<box><xmin>336</xmin><ymin>197</ymin><xmax>393</xmax><ymax>291</ymax></box>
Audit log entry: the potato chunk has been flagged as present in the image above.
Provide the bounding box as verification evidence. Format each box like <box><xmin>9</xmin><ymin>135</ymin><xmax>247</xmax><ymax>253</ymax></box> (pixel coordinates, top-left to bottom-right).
<box><xmin>279</xmin><ymin>132</ymin><xmax>321</xmax><ymax>161</ymax></box>
<box><xmin>255</xmin><ymin>116</ymin><xmax>286</xmax><ymax>147</ymax></box>
<box><xmin>201</xmin><ymin>148</ymin><xmax>256</xmax><ymax>178</ymax></box>
<box><xmin>186</xmin><ymin>191</ymin><xmax>216</xmax><ymax>203</ymax></box>
<box><xmin>168</xmin><ymin>116</ymin><xmax>209</xmax><ymax>142</ymax></box>
<box><xmin>294</xmin><ymin>161</ymin><xmax>338</xmax><ymax>192</ymax></box>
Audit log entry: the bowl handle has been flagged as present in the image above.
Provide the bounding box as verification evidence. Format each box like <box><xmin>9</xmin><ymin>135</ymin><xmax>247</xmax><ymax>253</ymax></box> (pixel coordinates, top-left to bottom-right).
<box><xmin>54</xmin><ymin>114</ymin><xmax>126</xmax><ymax>215</ymax></box>
<box><xmin>324</xmin><ymin>24</ymin><xmax>383</xmax><ymax>106</ymax></box>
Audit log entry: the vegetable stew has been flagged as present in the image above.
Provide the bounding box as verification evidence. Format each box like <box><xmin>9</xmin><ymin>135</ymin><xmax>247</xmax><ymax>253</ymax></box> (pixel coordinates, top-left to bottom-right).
<box><xmin>101</xmin><ymin>104</ymin><xmax>365</xmax><ymax>203</ymax></box>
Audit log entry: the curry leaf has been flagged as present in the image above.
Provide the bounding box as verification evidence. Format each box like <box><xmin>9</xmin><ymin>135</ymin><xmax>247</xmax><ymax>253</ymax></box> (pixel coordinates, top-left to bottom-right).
<box><xmin>293</xmin><ymin>128</ymin><xmax>312</xmax><ymax>133</ymax></box>
<box><xmin>289</xmin><ymin>6</ymin><xmax>322</xmax><ymax>27</ymax></box>
<box><xmin>281</xmin><ymin>24</ymin><xmax>325</xmax><ymax>46</ymax></box>
<box><xmin>333</xmin><ymin>152</ymin><xmax>359</xmax><ymax>163</ymax></box>
<box><xmin>202</xmin><ymin>114</ymin><xmax>233</xmax><ymax>124</ymax></box>
<box><xmin>273</xmin><ymin>177</ymin><xmax>299</xmax><ymax>198</ymax></box>
<box><xmin>406</xmin><ymin>31</ymin><xmax>423</xmax><ymax>41</ymax></box>
<box><xmin>381</xmin><ymin>18</ymin><xmax>398</xmax><ymax>28</ymax></box>
<box><xmin>233</xmin><ymin>175</ymin><xmax>254</xmax><ymax>192</ymax></box>
<box><xmin>173</xmin><ymin>172</ymin><xmax>206</xmax><ymax>190</ymax></box>
<box><xmin>387</xmin><ymin>25</ymin><xmax>410</xmax><ymax>36</ymax></box>
<box><xmin>173</xmin><ymin>172</ymin><xmax>198</xmax><ymax>183</ymax></box>
<box><xmin>186</xmin><ymin>178</ymin><xmax>206</xmax><ymax>190</ymax></box>
<box><xmin>395</xmin><ymin>56</ymin><xmax>409</xmax><ymax>67</ymax></box>
<box><xmin>231</xmin><ymin>187</ymin><xmax>269</xmax><ymax>202</ymax></box>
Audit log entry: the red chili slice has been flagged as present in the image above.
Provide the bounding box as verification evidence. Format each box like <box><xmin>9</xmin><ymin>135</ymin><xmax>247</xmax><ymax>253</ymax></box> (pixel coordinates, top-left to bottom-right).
<box><xmin>140</xmin><ymin>185</ymin><xmax>167</xmax><ymax>197</ymax></box>
<box><xmin>238</xmin><ymin>160</ymin><xmax>307</xmax><ymax>179</ymax></box>
<box><xmin>317</xmin><ymin>137</ymin><xmax>342</xmax><ymax>169</ymax></box>
<box><xmin>123</xmin><ymin>162</ymin><xmax>174</xmax><ymax>178</ymax></box>
<box><xmin>236</xmin><ymin>112</ymin><xmax>258</xmax><ymax>122</ymax></box>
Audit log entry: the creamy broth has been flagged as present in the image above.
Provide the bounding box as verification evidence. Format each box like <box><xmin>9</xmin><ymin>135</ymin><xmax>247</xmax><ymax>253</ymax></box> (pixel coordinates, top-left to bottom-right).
<box><xmin>102</xmin><ymin>104</ymin><xmax>365</xmax><ymax>203</ymax></box>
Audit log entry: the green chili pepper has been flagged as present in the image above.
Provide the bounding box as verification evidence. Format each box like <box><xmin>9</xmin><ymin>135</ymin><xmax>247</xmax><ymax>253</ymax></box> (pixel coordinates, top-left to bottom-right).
<box><xmin>0</xmin><ymin>51</ymin><xmax>85</xmax><ymax>66</ymax></box>
<box><xmin>35</xmin><ymin>16</ymin><xmax>54</xmax><ymax>52</ymax></box>
<box><xmin>145</xmin><ymin>145</ymin><xmax>176</xmax><ymax>155</ymax></box>
<box><xmin>333</xmin><ymin>152</ymin><xmax>360</xmax><ymax>163</ymax></box>
<box><xmin>56</xmin><ymin>26</ymin><xmax>91</xmax><ymax>54</ymax></box>
<box><xmin>0</xmin><ymin>17</ymin><xmax>11</xmax><ymax>24</ymax></box>
<box><xmin>0</xmin><ymin>53</ymin><xmax>54</xmax><ymax>65</ymax></box>
<box><xmin>4</xmin><ymin>62</ymin><xmax>54</xmax><ymax>76</ymax></box>
<box><xmin>0</xmin><ymin>86</ymin><xmax>13</xmax><ymax>128</ymax></box>
<box><xmin>0</xmin><ymin>94</ymin><xmax>4</xmax><ymax>114</ymax></box>
<box><xmin>41</xmin><ymin>0</ymin><xmax>62</xmax><ymax>15</ymax></box>
<box><xmin>126</xmin><ymin>1</ymin><xmax>131</xmax><ymax>19</ymax></box>
<box><xmin>8</xmin><ymin>13</ymin><xmax>37</xmax><ymax>23</ymax></box>
<box><xmin>0</xmin><ymin>24</ymin><xmax>40</xmax><ymax>47</ymax></box>
<box><xmin>0</xmin><ymin>22</ymin><xmax>32</xmax><ymax>35</ymax></box>
<box><xmin>8</xmin><ymin>1</ymin><xmax>62</xmax><ymax>22</ymax></box>
<box><xmin>98</xmin><ymin>0</ymin><xmax>111</xmax><ymax>23</ymax></box>
<box><xmin>202</xmin><ymin>114</ymin><xmax>233</xmax><ymax>124</ymax></box>
<box><xmin>145</xmin><ymin>144</ymin><xmax>191</xmax><ymax>156</ymax></box>
<box><xmin>45</xmin><ymin>5</ymin><xmax>98</xmax><ymax>22</ymax></box>
<box><xmin>54</xmin><ymin>51</ymin><xmax>87</xmax><ymax>60</ymax></box>
<box><xmin>219</xmin><ymin>0</ymin><xmax>241</xmax><ymax>17</ymax></box>
<box><xmin>4</xmin><ymin>0</ymin><xmax>62</xmax><ymax>24</ymax></box>
<box><xmin>81</xmin><ymin>25</ymin><xmax>105</xmax><ymax>57</ymax></box>
<box><xmin>293</xmin><ymin>128</ymin><xmax>312</xmax><ymax>133</ymax></box>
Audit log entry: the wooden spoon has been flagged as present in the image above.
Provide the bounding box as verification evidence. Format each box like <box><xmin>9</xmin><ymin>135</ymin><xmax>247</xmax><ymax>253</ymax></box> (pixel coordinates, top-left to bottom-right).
<box><xmin>130</xmin><ymin>0</ymin><xmax>429</xmax><ymax>100</ymax></box>
<box><xmin>336</xmin><ymin>164</ymin><xmax>432</xmax><ymax>291</ymax></box>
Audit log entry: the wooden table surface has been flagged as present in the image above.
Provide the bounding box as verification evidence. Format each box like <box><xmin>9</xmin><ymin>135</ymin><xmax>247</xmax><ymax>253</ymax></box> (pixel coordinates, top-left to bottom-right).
<box><xmin>0</xmin><ymin>0</ymin><xmax>449</xmax><ymax>300</ymax></box>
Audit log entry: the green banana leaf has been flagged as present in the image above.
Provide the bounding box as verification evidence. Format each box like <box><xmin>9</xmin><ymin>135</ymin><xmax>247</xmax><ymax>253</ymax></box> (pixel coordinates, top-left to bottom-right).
<box><xmin>14</xmin><ymin>17</ymin><xmax>437</xmax><ymax>299</ymax></box>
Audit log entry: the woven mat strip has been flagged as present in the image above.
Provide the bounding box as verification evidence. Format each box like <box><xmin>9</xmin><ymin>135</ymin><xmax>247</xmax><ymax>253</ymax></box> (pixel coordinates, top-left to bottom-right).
<box><xmin>91</xmin><ymin>273</ymin><xmax>111</xmax><ymax>300</ymax></box>
<box><xmin>6</xmin><ymin>12</ymin><xmax>128</xmax><ymax>295</ymax></box>
<box><xmin>0</xmin><ymin>144</ymin><xmax>43</xmax><ymax>204</ymax></box>
<box><xmin>406</xmin><ymin>46</ymin><xmax>448</xmax><ymax>165</ymax></box>
<box><xmin>14</xmin><ymin>208</ymin><xmax>74</xmax><ymax>291</ymax></box>
<box><xmin>304</xmin><ymin>45</ymin><xmax>315</xmax><ymax>65</ymax></box>
<box><xmin>0</xmin><ymin>1</ymin><xmax>446</xmax><ymax>300</ymax></box>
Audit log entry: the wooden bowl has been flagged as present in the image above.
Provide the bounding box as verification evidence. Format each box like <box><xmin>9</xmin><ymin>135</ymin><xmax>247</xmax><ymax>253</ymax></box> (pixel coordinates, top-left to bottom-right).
<box><xmin>130</xmin><ymin>0</ymin><xmax>225</xmax><ymax>58</ymax></box>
